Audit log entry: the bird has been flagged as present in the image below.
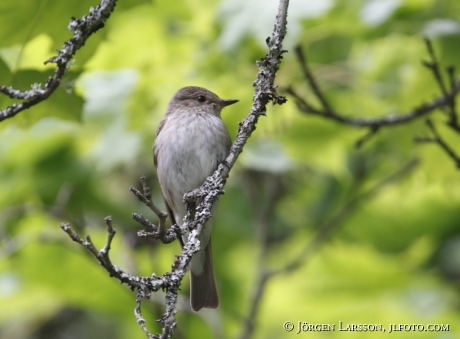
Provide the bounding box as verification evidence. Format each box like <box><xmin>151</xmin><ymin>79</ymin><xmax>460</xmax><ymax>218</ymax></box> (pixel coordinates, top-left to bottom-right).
<box><xmin>153</xmin><ymin>86</ymin><xmax>238</xmax><ymax>311</ymax></box>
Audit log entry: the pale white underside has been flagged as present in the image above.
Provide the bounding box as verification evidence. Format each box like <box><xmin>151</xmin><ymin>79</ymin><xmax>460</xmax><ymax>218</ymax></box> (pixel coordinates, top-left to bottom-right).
<box><xmin>155</xmin><ymin>109</ymin><xmax>230</xmax><ymax>274</ymax></box>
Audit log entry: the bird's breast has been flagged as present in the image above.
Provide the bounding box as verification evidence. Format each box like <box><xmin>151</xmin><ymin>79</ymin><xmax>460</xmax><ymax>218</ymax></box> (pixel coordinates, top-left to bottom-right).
<box><xmin>155</xmin><ymin>113</ymin><xmax>230</xmax><ymax>196</ymax></box>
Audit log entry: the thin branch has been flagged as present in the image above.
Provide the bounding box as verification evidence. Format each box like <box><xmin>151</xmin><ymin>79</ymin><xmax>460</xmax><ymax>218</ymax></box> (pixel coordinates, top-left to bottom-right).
<box><xmin>289</xmin><ymin>40</ymin><xmax>460</xmax><ymax>166</ymax></box>
<box><xmin>129</xmin><ymin>176</ymin><xmax>179</xmax><ymax>245</ymax></box>
<box><xmin>238</xmin><ymin>272</ymin><xmax>270</xmax><ymax>339</ymax></box>
<box><xmin>238</xmin><ymin>173</ymin><xmax>284</xmax><ymax>339</ymax></box>
<box><xmin>423</xmin><ymin>38</ymin><xmax>449</xmax><ymax>97</ymax></box>
<box><xmin>286</xmin><ymin>83</ymin><xmax>460</xmax><ymax>127</ymax></box>
<box><xmin>414</xmin><ymin>120</ymin><xmax>460</xmax><ymax>169</ymax></box>
<box><xmin>271</xmin><ymin>158</ymin><xmax>419</xmax><ymax>276</ymax></box>
<box><xmin>236</xmin><ymin>159</ymin><xmax>418</xmax><ymax>339</ymax></box>
<box><xmin>422</xmin><ymin>38</ymin><xmax>460</xmax><ymax>133</ymax></box>
<box><xmin>130</xmin><ymin>176</ymin><xmax>168</xmax><ymax>218</ymax></box>
<box><xmin>131</xmin><ymin>213</ymin><xmax>179</xmax><ymax>244</ymax></box>
<box><xmin>100</xmin><ymin>217</ymin><xmax>116</xmax><ymax>261</ymax></box>
<box><xmin>295</xmin><ymin>45</ymin><xmax>333</xmax><ymax>113</ymax></box>
<box><xmin>136</xmin><ymin>292</ymin><xmax>156</xmax><ymax>339</ymax></box>
<box><xmin>355</xmin><ymin>126</ymin><xmax>380</xmax><ymax>149</ymax></box>
<box><xmin>0</xmin><ymin>0</ymin><xmax>117</xmax><ymax>122</ymax></box>
<box><xmin>60</xmin><ymin>219</ymin><xmax>164</xmax><ymax>292</ymax></box>
<box><xmin>446</xmin><ymin>65</ymin><xmax>460</xmax><ymax>131</ymax></box>
<box><xmin>289</xmin><ymin>41</ymin><xmax>460</xmax><ymax>128</ymax></box>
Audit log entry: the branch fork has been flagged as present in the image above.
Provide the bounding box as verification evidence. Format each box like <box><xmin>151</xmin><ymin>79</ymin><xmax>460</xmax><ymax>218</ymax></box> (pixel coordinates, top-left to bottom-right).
<box><xmin>0</xmin><ymin>0</ymin><xmax>118</xmax><ymax>122</ymax></box>
<box><xmin>288</xmin><ymin>38</ymin><xmax>460</xmax><ymax>169</ymax></box>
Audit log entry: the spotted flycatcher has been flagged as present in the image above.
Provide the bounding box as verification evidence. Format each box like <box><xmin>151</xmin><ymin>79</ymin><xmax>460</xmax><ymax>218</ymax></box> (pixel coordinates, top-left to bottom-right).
<box><xmin>153</xmin><ymin>86</ymin><xmax>238</xmax><ymax>311</ymax></box>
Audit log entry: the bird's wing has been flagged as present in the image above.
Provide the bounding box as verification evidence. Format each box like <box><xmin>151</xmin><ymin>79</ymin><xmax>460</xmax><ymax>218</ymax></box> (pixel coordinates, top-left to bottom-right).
<box><xmin>153</xmin><ymin>118</ymin><xmax>167</xmax><ymax>169</ymax></box>
<box><xmin>153</xmin><ymin>117</ymin><xmax>184</xmax><ymax>247</ymax></box>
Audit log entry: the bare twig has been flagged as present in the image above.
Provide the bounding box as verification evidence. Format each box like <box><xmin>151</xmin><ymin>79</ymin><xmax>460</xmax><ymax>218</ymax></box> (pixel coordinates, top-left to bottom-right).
<box><xmin>423</xmin><ymin>38</ymin><xmax>449</xmax><ymax>97</ymax></box>
<box><xmin>286</xmin><ymin>83</ymin><xmax>460</xmax><ymax>127</ymax></box>
<box><xmin>0</xmin><ymin>0</ymin><xmax>117</xmax><ymax>122</ymax></box>
<box><xmin>355</xmin><ymin>126</ymin><xmax>380</xmax><ymax>149</ymax></box>
<box><xmin>60</xmin><ymin>218</ymin><xmax>164</xmax><ymax>291</ymax></box>
<box><xmin>236</xmin><ymin>159</ymin><xmax>418</xmax><ymax>339</ymax></box>
<box><xmin>289</xmin><ymin>41</ymin><xmax>460</xmax><ymax>161</ymax></box>
<box><xmin>238</xmin><ymin>173</ymin><xmax>285</xmax><ymax>339</ymax></box>
<box><xmin>272</xmin><ymin>158</ymin><xmax>419</xmax><ymax>276</ymax></box>
<box><xmin>239</xmin><ymin>272</ymin><xmax>270</xmax><ymax>339</ymax></box>
<box><xmin>130</xmin><ymin>176</ymin><xmax>168</xmax><ymax>218</ymax></box>
<box><xmin>414</xmin><ymin>120</ymin><xmax>460</xmax><ymax>168</ymax></box>
<box><xmin>294</xmin><ymin>45</ymin><xmax>333</xmax><ymax>113</ymax></box>
<box><xmin>416</xmin><ymin>39</ymin><xmax>460</xmax><ymax>169</ymax></box>
<box><xmin>129</xmin><ymin>176</ymin><xmax>178</xmax><ymax>245</ymax></box>
<box><xmin>422</xmin><ymin>38</ymin><xmax>460</xmax><ymax>133</ymax></box>
<box><xmin>131</xmin><ymin>213</ymin><xmax>178</xmax><ymax>244</ymax></box>
<box><xmin>446</xmin><ymin>66</ymin><xmax>459</xmax><ymax>131</ymax></box>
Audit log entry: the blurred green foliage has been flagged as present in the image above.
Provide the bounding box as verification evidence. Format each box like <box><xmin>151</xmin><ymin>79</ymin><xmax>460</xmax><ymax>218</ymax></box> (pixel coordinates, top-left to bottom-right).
<box><xmin>1</xmin><ymin>0</ymin><xmax>460</xmax><ymax>338</ymax></box>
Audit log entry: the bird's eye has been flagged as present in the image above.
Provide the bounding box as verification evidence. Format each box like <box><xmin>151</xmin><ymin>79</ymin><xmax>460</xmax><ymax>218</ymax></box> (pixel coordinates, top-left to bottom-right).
<box><xmin>197</xmin><ymin>95</ymin><xmax>206</xmax><ymax>103</ymax></box>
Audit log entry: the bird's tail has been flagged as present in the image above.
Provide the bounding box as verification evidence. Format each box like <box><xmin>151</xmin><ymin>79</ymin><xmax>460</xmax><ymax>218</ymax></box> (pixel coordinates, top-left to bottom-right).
<box><xmin>190</xmin><ymin>237</ymin><xmax>219</xmax><ymax>312</ymax></box>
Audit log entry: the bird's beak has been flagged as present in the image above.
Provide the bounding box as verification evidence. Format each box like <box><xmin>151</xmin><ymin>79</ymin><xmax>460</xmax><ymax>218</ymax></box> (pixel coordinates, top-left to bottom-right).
<box><xmin>220</xmin><ymin>99</ymin><xmax>239</xmax><ymax>107</ymax></box>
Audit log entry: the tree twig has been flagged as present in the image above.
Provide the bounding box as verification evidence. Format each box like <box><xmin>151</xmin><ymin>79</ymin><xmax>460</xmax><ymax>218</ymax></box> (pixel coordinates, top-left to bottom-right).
<box><xmin>0</xmin><ymin>0</ymin><xmax>118</xmax><ymax>122</ymax></box>
<box><xmin>422</xmin><ymin>38</ymin><xmax>460</xmax><ymax>133</ymax></box>
<box><xmin>423</xmin><ymin>38</ymin><xmax>449</xmax><ymax>98</ymax></box>
<box><xmin>236</xmin><ymin>159</ymin><xmax>418</xmax><ymax>339</ymax></box>
<box><xmin>294</xmin><ymin>45</ymin><xmax>333</xmax><ymax>113</ymax></box>
<box><xmin>60</xmin><ymin>217</ymin><xmax>164</xmax><ymax>291</ymax></box>
<box><xmin>129</xmin><ymin>175</ymin><xmax>179</xmax><ymax>245</ymax></box>
<box><xmin>414</xmin><ymin>120</ymin><xmax>460</xmax><ymax>169</ymax></box>
<box><xmin>238</xmin><ymin>173</ymin><xmax>285</xmax><ymax>339</ymax></box>
<box><xmin>271</xmin><ymin>158</ymin><xmax>419</xmax><ymax>276</ymax></box>
<box><xmin>286</xmin><ymin>83</ymin><xmax>460</xmax><ymax>127</ymax></box>
<box><xmin>289</xmin><ymin>40</ymin><xmax>460</xmax><ymax>160</ymax></box>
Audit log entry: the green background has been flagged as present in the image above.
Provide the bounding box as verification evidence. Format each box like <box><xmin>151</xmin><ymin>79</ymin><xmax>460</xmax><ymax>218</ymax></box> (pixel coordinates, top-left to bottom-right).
<box><xmin>0</xmin><ymin>0</ymin><xmax>459</xmax><ymax>338</ymax></box>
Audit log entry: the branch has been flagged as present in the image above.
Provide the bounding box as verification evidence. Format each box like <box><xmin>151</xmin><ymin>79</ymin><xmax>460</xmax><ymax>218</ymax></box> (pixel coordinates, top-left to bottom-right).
<box><xmin>60</xmin><ymin>217</ymin><xmax>164</xmax><ymax>292</ymax></box>
<box><xmin>294</xmin><ymin>45</ymin><xmax>334</xmax><ymax>113</ymax></box>
<box><xmin>237</xmin><ymin>173</ymin><xmax>284</xmax><ymax>339</ymax></box>
<box><xmin>236</xmin><ymin>159</ymin><xmax>418</xmax><ymax>339</ymax></box>
<box><xmin>286</xmin><ymin>39</ymin><xmax>460</xmax><ymax>131</ymax></box>
<box><xmin>0</xmin><ymin>0</ymin><xmax>117</xmax><ymax>122</ymax></box>
<box><xmin>414</xmin><ymin>120</ymin><xmax>460</xmax><ymax>169</ymax></box>
<box><xmin>238</xmin><ymin>272</ymin><xmax>270</xmax><ymax>339</ymax></box>
<box><xmin>61</xmin><ymin>218</ymin><xmax>182</xmax><ymax>339</ymax></box>
<box><xmin>60</xmin><ymin>0</ymin><xmax>290</xmax><ymax>337</ymax></box>
<box><xmin>288</xmin><ymin>42</ymin><xmax>460</xmax><ymax>150</ymax></box>
<box><xmin>272</xmin><ymin>158</ymin><xmax>419</xmax><ymax>276</ymax></box>
<box><xmin>286</xmin><ymin>82</ymin><xmax>460</xmax><ymax>127</ymax></box>
<box><xmin>128</xmin><ymin>175</ymin><xmax>181</xmax><ymax>244</ymax></box>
